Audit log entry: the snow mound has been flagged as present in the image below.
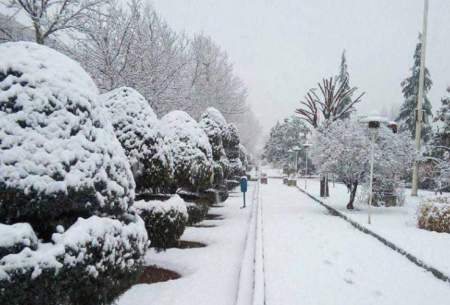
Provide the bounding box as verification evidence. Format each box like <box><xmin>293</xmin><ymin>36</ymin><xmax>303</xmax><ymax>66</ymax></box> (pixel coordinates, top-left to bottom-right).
<box><xmin>133</xmin><ymin>195</ymin><xmax>188</xmax><ymax>219</ymax></box>
<box><xmin>0</xmin><ymin>42</ymin><xmax>134</xmax><ymax>228</ymax></box>
<box><xmin>101</xmin><ymin>87</ymin><xmax>172</xmax><ymax>192</ymax></box>
<box><xmin>0</xmin><ymin>223</ymin><xmax>38</xmax><ymax>257</ymax></box>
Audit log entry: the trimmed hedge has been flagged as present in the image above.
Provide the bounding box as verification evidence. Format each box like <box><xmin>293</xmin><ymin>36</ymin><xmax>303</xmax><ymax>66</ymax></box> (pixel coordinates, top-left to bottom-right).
<box><xmin>418</xmin><ymin>196</ymin><xmax>450</xmax><ymax>233</ymax></box>
<box><xmin>186</xmin><ymin>202</ymin><xmax>209</xmax><ymax>225</ymax></box>
<box><xmin>132</xmin><ymin>196</ymin><xmax>187</xmax><ymax>250</ymax></box>
<box><xmin>0</xmin><ymin>214</ymin><xmax>148</xmax><ymax>305</ymax></box>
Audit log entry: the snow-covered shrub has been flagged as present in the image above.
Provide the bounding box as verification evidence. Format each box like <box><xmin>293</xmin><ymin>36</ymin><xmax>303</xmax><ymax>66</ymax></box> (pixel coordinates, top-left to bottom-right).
<box><xmin>0</xmin><ymin>223</ymin><xmax>38</xmax><ymax>257</ymax></box>
<box><xmin>160</xmin><ymin>111</ymin><xmax>214</xmax><ymax>192</ymax></box>
<box><xmin>199</xmin><ymin>108</ymin><xmax>230</xmax><ymax>188</ymax></box>
<box><xmin>0</xmin><ymin>214</ymin><xmax>148</xmax><ymax>305</ymax></box>
<box><xmin>0</xmin><ymin>42</ymin><xmax>135</xmax><ymax>238</ymax></box>
<box><xmin>132</xmin><ymin>196</ymin><xmax>187</xmax><ymax>250</ymax></box>
<box><xmin>185</xmin><ymin>201</ymin><xmax>209</xmax><ymax>225</ymax></box>
<box><xmin>101</xmin><ymin>87</ymin><xmax>173</xmax><ymax>194</ymax></box>
<box><xmin>223</xmin><ymin>123</ymin><xmax>245</xmax><ymax>179</ymax></box>
<box><xmin>239</xmin><ymin>144</ymin><xmax>249</xmax><ymax>171</ymax></box>
<box><xmin>417</xmin><ymin>196</ymin><xmax>450</xmax><ymax>233</ymax></box>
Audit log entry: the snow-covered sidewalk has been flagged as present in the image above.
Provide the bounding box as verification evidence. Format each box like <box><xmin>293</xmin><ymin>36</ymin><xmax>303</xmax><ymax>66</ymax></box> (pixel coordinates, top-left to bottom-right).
<box><xmin>262</xmin><ymin>179</ymin><xmax>450</xmax><ymax>305</ymax></box>
<box><xmin>300</xmin><ymin>179</ymin><xmax>450</xmax><ymax>278</ymax></box>
<box><xmin>118</xmin><ymin>188</ymin><xmax>252</xmax><ymax>305</ymax></box>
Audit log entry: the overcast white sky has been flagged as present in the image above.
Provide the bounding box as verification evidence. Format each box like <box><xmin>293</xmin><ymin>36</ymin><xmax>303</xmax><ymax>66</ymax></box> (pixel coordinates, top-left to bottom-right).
<box><xmin>151</xmin><ymin>0</ymin><xmax>450</xmax><ymax>133</ymax></box>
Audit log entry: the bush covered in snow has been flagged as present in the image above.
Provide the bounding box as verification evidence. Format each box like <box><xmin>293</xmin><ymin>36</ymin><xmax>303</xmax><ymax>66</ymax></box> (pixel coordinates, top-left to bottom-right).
<box><xmin>417</xmin><ymin>196</ymin><xmax>450</xmax><ymax>233</ymax></box>
<box><xmin>101</xmin><ymin>87</ymin><xmax>173</xmax><ymax>194</ymax></box>
<box><xmin>160</xmin><ymin>111</ymin><xmax>214</xmax><ymax>192</ymax></box>
<box><xmin>185</xmin><ymin>201</ymin><xmax>209</xmax><ymax>225</ymax></box>
<box><xmin>0</xmin><ymin>214</ymin><xmax>148</xmax><ymax>305</ymax></box>
<box><xmin>132</xmin><ymin>196</ymin><xmax>187</xmax><ymax>250</ymax></box>
<box><xmin>199</xmin><ymin>107</ymin><xmax>230</xmax><ymax>188</ymax></box>
<box><xmin>224</xmin><ymin>123</ymin><xmax>245</xmax><ymax>179</ymax></box>
<box><xmin>0</xmin><ymin>42</ymin><xmax>135</xmax><ymax>238</ymax></box>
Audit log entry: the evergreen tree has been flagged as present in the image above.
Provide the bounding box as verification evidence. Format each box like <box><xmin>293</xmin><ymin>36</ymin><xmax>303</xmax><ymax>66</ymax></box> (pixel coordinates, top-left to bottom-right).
<box><xmin>263</xmin><ymin>116</ymin><xmax>309</xmax><ymax>167</ymax></box>
<box><xmin>335</xmin><ymin>50</ymin><xmax>352</xmax><ymax>119</ymax></box>
<box><xmin>397</xmin><ymin>34</ymin><xmax>433</xmax><ymax>142</ymax></box>
<box><xmin>433</xmin><ymin>87</ymin><xmax>450</xmax><ymax>148</ymax></box>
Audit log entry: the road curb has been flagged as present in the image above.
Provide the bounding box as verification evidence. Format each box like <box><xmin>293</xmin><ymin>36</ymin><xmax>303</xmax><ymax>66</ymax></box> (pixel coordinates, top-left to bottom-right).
<box><xmin>295</xmin><ymin>185</ymin><xmax>450</xmax><ymax>284</ymax></box>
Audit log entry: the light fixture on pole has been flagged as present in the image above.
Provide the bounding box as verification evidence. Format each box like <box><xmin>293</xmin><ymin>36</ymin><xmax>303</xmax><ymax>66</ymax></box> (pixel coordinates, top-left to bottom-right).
<box><xmin>359</xmin><ymin>115</ymin><xmax>388</xmax><ymax>225</ymax></box>
<box><xmin>302</xmin><ymin>143</ymin><xmax>312</xmax><ymax>189</ymax></box>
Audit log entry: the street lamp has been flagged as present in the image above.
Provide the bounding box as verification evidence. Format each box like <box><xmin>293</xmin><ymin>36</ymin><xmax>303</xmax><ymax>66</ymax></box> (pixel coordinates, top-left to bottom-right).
<box><xmin>359</xmin><ymin>115</ymin><xmax>389</xmax><ymax>225</ymax></box>
<box><xmin>302</xmin><ymin>143</ymin><xmax>312</xmax><ymax>189</ymax></box>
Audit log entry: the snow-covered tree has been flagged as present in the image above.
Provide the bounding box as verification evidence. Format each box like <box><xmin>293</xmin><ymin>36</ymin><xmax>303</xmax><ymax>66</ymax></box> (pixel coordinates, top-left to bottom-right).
<box><xmin>263</xmin><ymin>116</ymin><xmax>310</xmax><ymax>168</ymax></box>
<box><xmin>224</xmin><ymin>123</ymin><xmax>245</xmax><ymax>179</ymax></box>
<box><xmin>296</xmin><ymin>76</ymin><xmax>364</xmax><ymax>128</ymax></box>
<box><xmin>0</xmin><ymin>42</ymin><xmax>135</xmax><ymax>237</ymax></box>
<box><xmin>101</xmin><ymin>86</ymin><xmax>173</xmax><ymax>194</ymax></box>
<box><xmin>4</xmin><ymin>0</ymin><xmax>107</xmax><ymax>44</ymax></box>
<box><xmin>160</xmin><ymin>110</ymin><xmax>214</xmax><ymax>192</ymax></box>
<box><xmin>397</xmin><ymin>34</ymin><xmax>433</xmax><ymax>142</ymax></box>
<box><xmin>335</xmin><ymin>50</ymin><xmax>354</xmax><ymax>120</ymax></box>
<box><xmin>0</xmin><ymin>42</ymin><xmax>147</xmax><ymax>305</ymax></box>
<box><xmin>311</xmin><ymin>120</ymin><xmax>414</xmax><ymax>209</ymax></box>
<box><xmin>198</xmin><ymin>107</ymin><xmax>230</xmax><ymax>187</ymax></box>
<box><xmin>187</xmin><ymin>34</ymin><xmax>247</xmax><ymax>120</ymax></box>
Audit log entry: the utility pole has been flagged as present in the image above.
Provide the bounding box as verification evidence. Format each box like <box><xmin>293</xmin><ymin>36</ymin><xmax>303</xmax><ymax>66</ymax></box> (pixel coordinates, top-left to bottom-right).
<box><xmin>411</xmin><ymin>0</ymin><xmax>429</xmax><ymax>196</ymax></box>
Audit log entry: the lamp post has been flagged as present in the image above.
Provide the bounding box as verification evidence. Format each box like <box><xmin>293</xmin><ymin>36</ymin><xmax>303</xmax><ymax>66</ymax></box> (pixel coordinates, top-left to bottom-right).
<box><xmin>359</xmin><ymin>116</ymin><xmax>388</xmax><ymax>224</ymax></box>
<box><xmin>303</xmin><ymin>143</ymin><xmax>312</xmax><ymax>189</ymax></box>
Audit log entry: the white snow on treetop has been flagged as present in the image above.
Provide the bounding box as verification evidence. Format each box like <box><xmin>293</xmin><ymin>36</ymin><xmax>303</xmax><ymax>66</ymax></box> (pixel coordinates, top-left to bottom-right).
<box><xmin>100</xmin><ymin>87</ymin><xmax>169</xmax><ymax>175</ymax></box>
<box><xmin>200</xmin><ymin>107</ymin><xmax>228</xmax><ymax>131</ymax></box>
<box><xmin>0</xmin><ymin>42</ymin><xmax>134</xmax><ymax>210</ymax></box>
<box><xmin>160</xmin><ymin>110</ymin><xmax>213</xmax><ymax>160</ymax></box>
<box><xmin>132</xmin><ymin>195</ymin><xmax>188</xmax><ymax>219</ymax></box>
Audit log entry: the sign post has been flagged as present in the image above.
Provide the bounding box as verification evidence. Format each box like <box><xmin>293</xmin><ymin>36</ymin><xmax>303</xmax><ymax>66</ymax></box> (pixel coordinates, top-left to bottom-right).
<box><xmin>240</xmin><ymin>176</ymin><xmax>248</xmax><ymax>208</ymax></box>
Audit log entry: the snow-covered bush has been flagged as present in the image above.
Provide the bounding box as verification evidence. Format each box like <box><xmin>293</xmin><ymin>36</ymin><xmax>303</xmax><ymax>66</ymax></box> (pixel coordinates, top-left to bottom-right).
<box><xmin>0</xmin><ymin>223</ymin><xmax>38</xmax><ymax>258</ymax></box>
<box><xmin>160</xmin><ymin>111</ymin><xmax>214</xmax><ymax>192</ymax></box>
<box><xmin>185</xmin><ymin>201</ymin><xmax>209</xmax><ymax>225</ymax></box>
<box><xmin>0</xmin><ymin>214</ymin><xmax>148</xmax><ymax>305</ymax></box>
<box><xmin>417</xmin><ymin>196</ymin><xmax>450</xmax><ymax>233</ymax></box>
<box><xmin>239</xmin><ymin>144</ymin><xmax>249</xmax><ymax>171</ymax></box>
<box><xmin>101</xmin><ymin>87</ymin><xmax>172</xmax><ymax>194</ymax></box>
<box><xmin>132</xmin><ymin>196</ymin><xmax>187</xmax><ymax>250</ymax></box>
<box><xmin>224</xmin><ymin>123</ymin><xmax>245</xmax><ymax>178</ymax></box>
<box><xmin>0</xmin><ymin>42</ymin><xmax>135</xmax><ymax>238</ymax></box>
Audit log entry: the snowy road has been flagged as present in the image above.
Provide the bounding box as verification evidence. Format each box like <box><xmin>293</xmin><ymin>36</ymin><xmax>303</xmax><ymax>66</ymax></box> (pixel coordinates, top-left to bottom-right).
<box><xmin>261</xmin><ymin>179</ymin><xmax>450</xmax><ymax>305</ymax></box>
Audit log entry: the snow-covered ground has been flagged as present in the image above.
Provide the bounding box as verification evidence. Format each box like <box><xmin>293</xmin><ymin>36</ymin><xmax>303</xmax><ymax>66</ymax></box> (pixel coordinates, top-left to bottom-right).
<box><xmin>300</xmin><ymin>178</ymin><xmax>450</xmax><ymax>278</ymax></box>
<box><xmin>262</xmin><ymin>179</ymin><xmax>450</xmax><ymax>305</ymax></box>
<box><xmin>117</xmin><ymin>189</ymin><xmax>252</xmax><ymax>305</ymax></box>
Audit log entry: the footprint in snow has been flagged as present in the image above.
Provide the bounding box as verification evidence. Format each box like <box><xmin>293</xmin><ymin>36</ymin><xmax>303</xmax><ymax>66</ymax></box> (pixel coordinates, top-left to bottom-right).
<box><xmin>343</xmin><ymin>278</ymin><xmax>354</xmax><ymax>285</ymax></box>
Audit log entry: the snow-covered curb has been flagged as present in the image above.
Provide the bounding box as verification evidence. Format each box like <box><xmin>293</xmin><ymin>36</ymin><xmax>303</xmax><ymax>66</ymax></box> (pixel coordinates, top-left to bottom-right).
<box><xmin>295</xmin><ymin>185</ymin><xmax>450</xmax><ymax>284</ymax></box>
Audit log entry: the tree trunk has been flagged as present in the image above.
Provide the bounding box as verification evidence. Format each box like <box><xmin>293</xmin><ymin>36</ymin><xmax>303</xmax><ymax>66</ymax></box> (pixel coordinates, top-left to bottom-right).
<box><xmin>346</xmin><ymin>181</ymin><xmax>358</xmax><ymax>209</ymax></box>
<box><xmin>320</xmin><ymin>174</ymin><xmax>330</xmax><ymax>197</ymax></box>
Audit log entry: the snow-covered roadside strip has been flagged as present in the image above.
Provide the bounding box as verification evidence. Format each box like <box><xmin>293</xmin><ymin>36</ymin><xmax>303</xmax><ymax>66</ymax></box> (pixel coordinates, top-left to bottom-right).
<box><xmin>295</xmin><ymin>185</ymin><xmax>450</xmax><ymax>284</ymax></box>
<box><xmin>235</xmin><ymin>180</ymin><xmax>267</xmax><ymax>305</ymax></box>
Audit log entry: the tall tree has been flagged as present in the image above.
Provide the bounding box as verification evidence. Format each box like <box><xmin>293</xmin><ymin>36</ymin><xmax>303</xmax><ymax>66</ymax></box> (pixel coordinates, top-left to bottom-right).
<box><xmin>335</xmin><ymin>50</ymin><xmax>353</xmax><ymax>119</ymax></box>
<box><xmin>397</xmin><ymin>34</ymin><xmax>433</xmax><ymax>142</ymax></box>
<box><xmin>4</xmin><ymin>0</ymin><xmax>107</xmax><ymax>44</ymax></box>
